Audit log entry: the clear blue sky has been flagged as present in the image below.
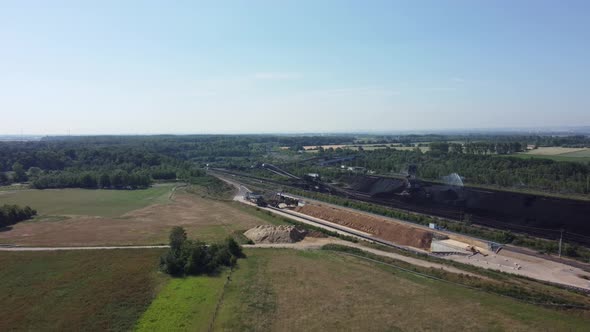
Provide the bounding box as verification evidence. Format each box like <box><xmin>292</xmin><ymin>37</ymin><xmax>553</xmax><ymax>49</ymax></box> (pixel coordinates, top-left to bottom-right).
<box><xmin>1</xmin><ymin>0</ymin><xmax>589</xmax><ymax>135</ymax></box>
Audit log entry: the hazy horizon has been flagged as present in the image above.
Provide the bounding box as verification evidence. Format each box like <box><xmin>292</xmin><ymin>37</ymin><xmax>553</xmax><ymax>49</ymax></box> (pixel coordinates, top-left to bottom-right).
<box><xmin>4</xmin><ymin>125</ymin><xmax>590</xmax><ymax>138</ymax></box>
<box><xmin>1</xmin><ymin>1</ymin><xmax>589</xmax><ymax>135</ymax></box>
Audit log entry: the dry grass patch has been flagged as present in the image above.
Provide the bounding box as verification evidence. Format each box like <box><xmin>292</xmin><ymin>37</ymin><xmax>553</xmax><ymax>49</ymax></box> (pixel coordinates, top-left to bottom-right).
<box><xmin>524</xmin><ymin>147</ymin><xmax>588</xmax><ymax>156</ymax></box>
<box><xmin>0</xmin><ymin>190</ymin><xmax>271</xmax><ymax>246</ymax></box>
<box><xmin>214</xmin><ymin>249</ymin><xmax>590</xmax><ymax>331</ymax></box>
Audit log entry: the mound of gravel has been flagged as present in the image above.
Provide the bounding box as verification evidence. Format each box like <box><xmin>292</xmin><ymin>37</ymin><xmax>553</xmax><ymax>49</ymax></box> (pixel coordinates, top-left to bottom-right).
<box><xmin>244</xmin><ymin>225</ymin><xmax>308</xmax><ymax>244</ymax></box>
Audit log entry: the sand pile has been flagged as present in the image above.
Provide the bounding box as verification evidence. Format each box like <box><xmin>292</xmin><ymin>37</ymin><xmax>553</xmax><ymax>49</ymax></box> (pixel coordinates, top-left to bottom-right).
<box><xmin>244</xmin><ymin>225</ymin><xmax>308</xmax><ymax>244</ymax></box>
<box><xmin>295</xmin><ymin>204</ymin><xmax>433</xmax><ymax>249</ymax></box>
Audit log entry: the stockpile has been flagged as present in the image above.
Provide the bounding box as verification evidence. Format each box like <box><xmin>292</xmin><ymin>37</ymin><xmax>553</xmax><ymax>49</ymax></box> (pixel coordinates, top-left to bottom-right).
<box><xmin>343</xmin><ymin>175</ymin><xmax>405</xmax><ymax>196</ymax></box>
<box><xmin>244</xmin><ymin>225</ymin><xmax>308</xmax><ymax>244</ymax></box>
<box><xmin>294</xmin><ymin>204</ymin><xmax>433</xmax><ymax>249</ymax></box>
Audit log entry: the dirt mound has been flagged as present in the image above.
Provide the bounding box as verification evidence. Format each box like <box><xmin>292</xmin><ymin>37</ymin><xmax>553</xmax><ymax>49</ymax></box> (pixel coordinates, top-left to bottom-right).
<box><xmin>294</xmin><ymin>204</ymin><xmax>432</xmax><ymax>249</ymax></box>
<box><xmin>244</xmin><ymin>225</ymin><xmax>308</xmax><ymax>244</ymax></box>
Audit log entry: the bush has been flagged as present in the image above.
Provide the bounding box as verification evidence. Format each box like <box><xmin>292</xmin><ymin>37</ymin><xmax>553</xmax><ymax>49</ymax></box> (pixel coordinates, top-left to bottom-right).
<box><xmin>0</xmin><ymin>204</ymin><xmax>37</xmax><ymax>227</ymax></box>
<box><xmin>159</xmin><ymin>251</ymin><xmax>185</xmax><ymax>276</ymax></box>
<box><xmin>226</xmin><ymin>237</ymin><xmax>245</xmax><ymax>258</ymax></box>
<box><xmin>169</xmin><ymin>226</ymin><xmax>187</xmax><ymax>251</ymax></box>
<box><xmin>160</xmin><ymin>228</ymin><xmax>244</xmax><ymax>276</ymax></box>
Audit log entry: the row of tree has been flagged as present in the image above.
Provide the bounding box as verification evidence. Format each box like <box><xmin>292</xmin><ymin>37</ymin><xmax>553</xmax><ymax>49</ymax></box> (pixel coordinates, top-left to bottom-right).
<box><xmin>31</xmin><ymin>171</ymin><xmax>152</xmax><ymax>189</ymax></box>
<box><xmin>0</xmin><ymin>204</ymin><xmax>37</xmax><ymax>227</ymax></box>
<box><xmin>429</xmin><ymin>142</ymin><xmax>524</xmax><ymax>155</ymax></box>
<box><xmin>159</xmin><ymin>227</ymin><xmax>244</xmax><ymax>276</ymax></box>
<box><xmin>463</xmin><ymin>142</ymin><xmax>524</xmax><ymax>155</ymax></box>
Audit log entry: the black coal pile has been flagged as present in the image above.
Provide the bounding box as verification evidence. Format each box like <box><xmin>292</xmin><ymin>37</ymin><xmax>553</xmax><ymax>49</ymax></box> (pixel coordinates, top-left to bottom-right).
<box><xmin>340</xmin><ymin>174</ymin><xmax>590</xmax><ymax>243</ymax></box>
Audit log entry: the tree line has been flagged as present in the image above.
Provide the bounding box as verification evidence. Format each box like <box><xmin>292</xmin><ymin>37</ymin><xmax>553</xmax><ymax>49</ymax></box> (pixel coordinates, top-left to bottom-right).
<box><xmin>0</xmin><ymin>204</ymin><xmax>37</xmax><ymax>227</ymax></box>
<box><xmin>2</xmin><ymin>135</ymin><xmax>588</xmax><ymax>195</ymax></box>
<box><xmin>30</xmin><ymin>170</ymin><xmax>152</xmax><ymax>189</ymax></box>
<box><xmin>429</xmin><ymin>141</ymin><xmax>524</xmax><ymax>155</ymax></box>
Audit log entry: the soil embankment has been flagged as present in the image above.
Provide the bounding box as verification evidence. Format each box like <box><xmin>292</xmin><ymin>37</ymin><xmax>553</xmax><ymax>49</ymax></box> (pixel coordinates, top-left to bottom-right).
<box><xmin>294</xmin><ymin>204</ymin><xmax>433</xmax><ymax>249</ymax></box>
<box><xmin>244</xmin><ymin>225</ymin><xmax>308</xmax><ymax>244</ymax></box>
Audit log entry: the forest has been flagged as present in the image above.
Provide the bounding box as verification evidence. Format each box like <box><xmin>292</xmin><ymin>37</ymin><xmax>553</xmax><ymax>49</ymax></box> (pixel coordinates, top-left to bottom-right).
<box><xmin>0</xmin><ymin>135</ymin><xmax>351</xmax><ymax>189</ymax></box>
<box><xmin>1</xmin><ymin>135</ymin><xmax>589</xmax><ymax>195</ymax></box>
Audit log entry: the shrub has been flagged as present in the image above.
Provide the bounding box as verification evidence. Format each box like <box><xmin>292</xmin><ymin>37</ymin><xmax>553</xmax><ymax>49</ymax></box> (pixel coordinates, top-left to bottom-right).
<box><xmin>160</xmin><ymin>228</ymin><xmax>244</xmax><ymax>276</ymax></box>
<box><xmin>0</xmin><ymin>204</ymin><xmax>37</xmax><ymax>227</ymax></box>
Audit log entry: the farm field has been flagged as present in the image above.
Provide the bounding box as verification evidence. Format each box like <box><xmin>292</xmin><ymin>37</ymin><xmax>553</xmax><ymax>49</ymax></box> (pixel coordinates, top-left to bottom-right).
<box><xmin>0</xmin><ymin>249</ymin><xmax>167</xmax><ymax>331</ymax></box>
<box><xmin>559</xmin><ymin>149</ymin><xmax>590</xmax><ymax>157</ymax></box>
<box><xmin>213</xmin><ymin>249</ymin><xmax>590</xmax><ymax>331</ymax></box>
<box><xmin>0</xmin><ymin>187</ymin><xmax>271</xmax><ymax>246</ymax></box>
<box><xmin>505</xmin><ymin>147</ymin><xmax>590</xmax><ymax>163</ymax></box>
<box><xmin>523</xmin><ymin>147</ymin><xmax>588</xmax><ymax>156</ymax></box>
<box><xmin>2</xmin><ymin>247</ymin><xmax>589</xmax><ymax>331</ymax></box>
<box><xmin>504</xmin><ymin>153</ymin><xmax>590</xmax><ymax>163</ymax></box>
<box><xmin>135</xmin><ymin>271</ymin><xmax>229</xmax><ymax>331</ymax></box>
<box><xmin>0</xmin><ymin>184</ymin><xmax>174</xmax><ymax>217</ymax></box>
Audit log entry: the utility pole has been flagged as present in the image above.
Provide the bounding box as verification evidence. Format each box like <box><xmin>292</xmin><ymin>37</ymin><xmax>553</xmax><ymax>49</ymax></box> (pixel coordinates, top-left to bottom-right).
<box><xmin>558</xmin><ymin>229</ymin><xmax>564</xmax><ymax>258</ymax></box>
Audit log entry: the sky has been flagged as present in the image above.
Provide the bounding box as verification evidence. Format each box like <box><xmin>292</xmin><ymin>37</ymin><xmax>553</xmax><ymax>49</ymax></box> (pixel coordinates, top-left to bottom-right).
<box><xmin>1</xmin><ymin>0</ymin><xmax>589</xmax><ymax>135</ymax></box>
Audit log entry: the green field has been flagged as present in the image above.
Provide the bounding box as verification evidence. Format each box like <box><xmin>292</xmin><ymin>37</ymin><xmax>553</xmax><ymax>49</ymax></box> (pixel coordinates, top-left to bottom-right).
<box><xmin>0</xmin><ymin>249</ymin><xmax>167</xmax><ymax>331</ymax></box>
<box><xmin>559</xmin><ymin>149</ymin><xmax>590</xmax><ymax>158</ymax></box>
<box><xmin>0</xmin><ymin>184</ymin><xmax>174</xmax><ymax>217</ymax></box>
<box><xmin>213</xmin><ymin>249</ymin><xmax>590</xmax><ymax>331</ymax></box>
<box><xmin>135</xmin><ymin>272</ymin><xmax>229</xmax><ymax>331</ymax></box>
<box><xmin>502</xmin><ymin>153</ymin><xmax>590</xmax><ymax>163</ymax></box>
<box><xmin>2</xmin><ymin>248</ymin><xmax>589</xmax><ymax>331</ymax></box>
<box><xmin>501</xmin><ymin>147</ymin><xmax>590</xmax><ymax>163</ymax></box>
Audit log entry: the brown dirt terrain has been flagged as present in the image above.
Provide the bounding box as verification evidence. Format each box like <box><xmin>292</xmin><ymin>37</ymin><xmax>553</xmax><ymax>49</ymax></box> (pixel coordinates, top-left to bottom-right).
<box><xmin>0</xmin><ymin>191</ymin><xmax>268</xmax><ymax>246</ymax></box>
<box><xmin>294</xmin><ymin>203</ymin><xmax>433</xmax><ymax>249</ymax></box>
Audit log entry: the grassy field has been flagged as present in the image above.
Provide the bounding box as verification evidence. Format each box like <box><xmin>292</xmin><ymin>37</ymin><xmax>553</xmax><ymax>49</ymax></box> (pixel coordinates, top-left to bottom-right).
<box><xmin>559</xmin><ymin>149</ymin><xmax>590</xmax><ymax>157</ymax></box>
<box><xmin>2</xmin><ymin>247</ymin><xmax>589</xmax><ymax>331</ymax></box>
<box><xmin>213</xmin><ymin>249</ymin><xmax>590</xmax><ymax>331</ymax></box>
<box><xmin>0</xmin><ymin>188</ymin><xmax>272</xmax><ymax>246</ymax></box>
<box><xmin>0</xmin><ymin>249</ymin><xmax>168</xmax><ymax>331</ymax></box>
<box><xmin>504</xmin><ymin>147</ymin><xmax>590</xmax><ymax>163</ymax></box>
<box><xmin>135</xmin><ymin>271</ymin><xmax>229</xmax><ymax>331</ymax></box>
<box><xmin>500</xmin><ymin>153</ymin><xmax>590</xmax><ymax>163</ymax></box>
<box><xmin>0</xmin><ymin>184</ymin><xmax>174</xmax><ymax>217</ymax></box>
<box><xmin>522</xmin><ymin>147</ymin><xmax>589</xmax><ymax>156</ymax></box>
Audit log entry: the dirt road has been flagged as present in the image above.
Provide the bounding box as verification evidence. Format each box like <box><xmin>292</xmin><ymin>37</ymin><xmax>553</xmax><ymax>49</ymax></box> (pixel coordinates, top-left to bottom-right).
<box><xmin>0</xmin><ymin>245</ymin><xmax>169</xmax><ymax>251</ymax></box>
